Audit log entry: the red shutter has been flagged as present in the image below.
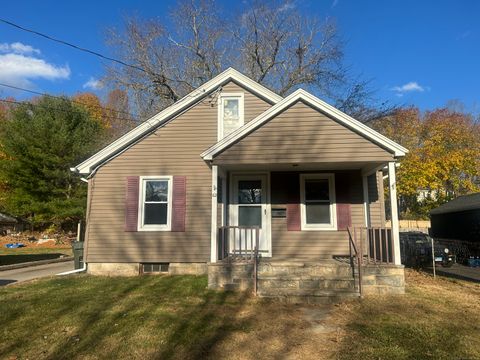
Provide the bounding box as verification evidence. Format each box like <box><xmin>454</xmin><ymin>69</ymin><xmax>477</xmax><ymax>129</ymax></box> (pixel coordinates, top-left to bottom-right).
<box><xmin>171</xmin><ymin>176</ymin><xmax>186</xmax><ymax>232</ymax></box>
<box><xmin>287</xmin><ymin>174</ymin><xmax>301</xmax><ymax>231</ymax></box>
<box><xmin>336</xmin><ymin>203</ymin><xmax>352</xmax><ymax>230</ymax></box>
<box><xmin>125</xmin><ymin>176</ymin><xmax>139</xmax><ymax>232</ymax></box>
<box><xmin>336</xmin><ymin>174</ymin><xmax>352</xmax><ymax>230</ymax></box>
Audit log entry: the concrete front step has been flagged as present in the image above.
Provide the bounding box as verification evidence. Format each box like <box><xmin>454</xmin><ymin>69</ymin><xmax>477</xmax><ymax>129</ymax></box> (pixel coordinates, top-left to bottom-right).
<box><xmin>257</xmin><ymin>277</ymin><xmax>355</xmax><ymax>291</ymax></box>
<box><xmin>258</xmin><ymin>261</ymin><xmax>353</xmax><ymax>278</ymax></box>
<box><xmin>258</xmin><ymin>285</ymin><xmax>357</xmax><ymax>296</ymax></box>
<box><xmin>259</xmin><ymin>291</ymin><xmax>360</xmax><ymax>305</ymax></box>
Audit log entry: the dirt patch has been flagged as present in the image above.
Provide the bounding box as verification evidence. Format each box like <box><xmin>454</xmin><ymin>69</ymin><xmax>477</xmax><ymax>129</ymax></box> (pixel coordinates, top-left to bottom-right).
<box><xmin>0</xmin><ymin>232</ymin><xmax>73</xmax><ymax>250</ymax></box>
<box><xmin>208</xmin><ymin>301</ymin><xmax>341</xmax><ymax>360</ymax></box>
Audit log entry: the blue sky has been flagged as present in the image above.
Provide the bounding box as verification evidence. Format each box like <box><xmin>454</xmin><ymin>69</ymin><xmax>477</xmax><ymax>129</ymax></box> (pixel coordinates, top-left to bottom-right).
<box><xmin>0</xmin><ymin>0</ymin><xmax>478</xmax><ymax>113</ymax></box>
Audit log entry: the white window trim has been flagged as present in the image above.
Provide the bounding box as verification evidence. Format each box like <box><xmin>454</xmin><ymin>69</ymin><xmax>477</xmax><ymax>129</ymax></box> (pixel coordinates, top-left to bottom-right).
<box><xmin>300</xmin><ymin>173</ymin><xmax>337</xmax><ymax>231</ymax></box>
<box><xmin>217</xmin><ymin>92</ymin><xmax>245</xmax><ymax>140</ymax></box>
<box><xmin>138</xmin><ymin>175</ymin><xmax>173</xmax><ymax>231</ymax></box>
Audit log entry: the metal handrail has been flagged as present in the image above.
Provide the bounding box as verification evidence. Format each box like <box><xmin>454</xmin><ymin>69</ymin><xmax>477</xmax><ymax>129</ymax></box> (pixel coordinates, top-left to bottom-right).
<box><xmin>347</xmin><ymin>227</ymin><xmax>363</xmax><ymax>296</ymax></box>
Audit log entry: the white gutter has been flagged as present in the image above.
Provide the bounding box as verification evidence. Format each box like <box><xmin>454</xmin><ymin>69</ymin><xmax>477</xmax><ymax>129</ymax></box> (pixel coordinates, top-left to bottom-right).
<box><xmin>57</xmin><ymin>262</ymin><xmax>87</xmax><ymax>276</ymax></box>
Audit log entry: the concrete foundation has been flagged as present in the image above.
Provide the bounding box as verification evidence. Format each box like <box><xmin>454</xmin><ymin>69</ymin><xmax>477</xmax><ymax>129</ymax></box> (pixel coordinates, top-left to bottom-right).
<box><xmin>87</xmin><ymin>262</ymin><xmax>207</xmax><ymax>276</ymax></box>
<box><xmin>88</xmin><ymin>262</ymin><xmax>140</xmax><ymax>276</ymax></box>
<box><xmin>361</xmin><ymin>264</ymin><xmax>405</xmax><ymax>295</ymax></box>
<box><xmin>168</xmin><ymin>263</ymin><xmax>208</xmax><ymax>275</ymax></box>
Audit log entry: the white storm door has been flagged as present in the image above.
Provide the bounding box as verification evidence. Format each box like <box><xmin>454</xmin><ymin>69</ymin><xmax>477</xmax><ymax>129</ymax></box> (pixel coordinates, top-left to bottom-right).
<box><xmin>230</xmin><ymin>174</ymin><xmax>270</xmax><ymax>255</ymax></box>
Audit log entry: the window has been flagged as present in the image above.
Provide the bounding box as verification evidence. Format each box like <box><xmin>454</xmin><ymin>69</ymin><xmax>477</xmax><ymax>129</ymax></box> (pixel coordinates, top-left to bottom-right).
<box><xmin>142</xmin><ymin>263</ymin><xmax>169</xmax><ymax>273</ymax></box>
<box><xmin>300</xmin><ymin>174</ymin><xmax>337</xmax><ymax>230</ymax></box>
<box><xmin>218</xmin><ymin>93</ymin><xmax>244</xmax><ymax>140</ymax></box>
<box><xmin>138</xmin><ymin>176</ymin><xmax>172</xmax><ymax>231</ymax></box>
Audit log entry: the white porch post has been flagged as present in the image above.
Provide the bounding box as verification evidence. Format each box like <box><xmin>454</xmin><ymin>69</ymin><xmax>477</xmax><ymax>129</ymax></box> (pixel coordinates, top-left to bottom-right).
<box><xmin>210</xmin><ymin>165</ymin><xmax>218</xmax><ymax>263</ymax></box>
<box><xmin>388</xmin><ymin>161</ymin><xmax>401</xmax><ymax>265</ymax></box>
<box><xmin>362</xmin><ymin>175</ymin><xmax>370</xmax><ymax>227</ymax></box>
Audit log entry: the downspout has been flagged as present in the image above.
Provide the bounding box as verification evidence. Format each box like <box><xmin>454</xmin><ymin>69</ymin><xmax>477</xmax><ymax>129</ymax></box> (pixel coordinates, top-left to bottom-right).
<box><xmin>57</xmin><ymin>169</ymin><xmax>92</xmax><ymax>276</ymax></box>
<box><xmin>57</xmin><ymin>262</ymin><xmax>87</xmax><ymax>276</ymax></box>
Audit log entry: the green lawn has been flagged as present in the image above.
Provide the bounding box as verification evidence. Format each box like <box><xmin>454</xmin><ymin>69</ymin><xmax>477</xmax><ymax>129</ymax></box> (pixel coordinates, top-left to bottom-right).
<box><xmin>0</xmin><ymin>247</ymin><xmax>72</xmax><ymax>266</ymax></box>
<box><xmin>0</xmin><ymin>271</ymin><xmax>479</xmax><ymax>360</ymax></box>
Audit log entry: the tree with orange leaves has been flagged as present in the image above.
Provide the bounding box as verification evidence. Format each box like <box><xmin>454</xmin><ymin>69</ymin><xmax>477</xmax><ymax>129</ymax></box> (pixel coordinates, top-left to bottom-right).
<box><xmin>372</xmin><ymin>107</ymin><xmax>480</xmax><ymax>219</ymax></box>
<box><xmin>73</xmin><ymin>92</ymin><xmax>111</xmax><ymax>129</ymax></box>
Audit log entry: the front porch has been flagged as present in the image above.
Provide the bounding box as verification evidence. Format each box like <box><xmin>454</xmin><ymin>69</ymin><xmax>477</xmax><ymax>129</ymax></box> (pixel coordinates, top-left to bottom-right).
<box><xmin>210</xmin><ymin>161</ymin><xmax>402</xmax><ymax>264</ymax></box>
<box><xmin>207</xmin><ymin>162</ymin><xmax>405</xmax><ymax>300</ymax></box>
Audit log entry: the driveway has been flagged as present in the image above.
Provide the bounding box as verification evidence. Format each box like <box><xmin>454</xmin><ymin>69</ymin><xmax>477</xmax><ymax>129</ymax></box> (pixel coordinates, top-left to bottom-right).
<box><xmin>0</xmin><ymin>260</ymin><xmax>74</xmax><ymax>286</ymax></box>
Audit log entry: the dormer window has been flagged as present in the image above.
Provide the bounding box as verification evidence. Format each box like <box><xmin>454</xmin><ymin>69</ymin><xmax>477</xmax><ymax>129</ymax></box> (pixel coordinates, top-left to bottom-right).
<box><xmin>218</xmin><ymin>93</ymin><xmax>244</xmax><ymax>140</ymax></box>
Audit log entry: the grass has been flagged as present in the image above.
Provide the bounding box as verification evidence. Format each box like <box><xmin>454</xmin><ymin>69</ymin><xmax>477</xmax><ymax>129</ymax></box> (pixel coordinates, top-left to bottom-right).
<box><xmin>0</xmin><ymin>270</ymin><xmax>479</xmax><ymax>359</ymax></box>
<box><xmin>332</xmin><ymin>270</ymin><xmax>480</xmax><ymax>360</ymax></box>
<box><xmin>0</xmin><ymin>275</ymin><xmax>312</xmax><ymax>360</ymax></box>
<box><xmin>0</xmin><ymin>247</ymin><xmax>72</xmax><ymax>266</ymax></box>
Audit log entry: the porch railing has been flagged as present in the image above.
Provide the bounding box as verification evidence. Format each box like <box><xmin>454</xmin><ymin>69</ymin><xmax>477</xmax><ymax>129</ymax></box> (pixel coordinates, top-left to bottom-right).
<box><xmin>349</xmin><ymin>227</ymin><xmax>395</xmax><ymax>265</ymax></box>
<box><xmin>217</xmin><ymin>226</ymin><xmax>260</xmax><ymax>261</ymax></box>
<box><xmin>362</xmin><ymin>227</ymin><xmax>394</xmax><ymax>264</ymax></box>
<box><xmin>218</xmin><ymin>225</ymin><xmax>261</xmax><ymax>295</ymax></box>
<box><xmin>348</xmin><ymin>227</ymin><xmax>396</xmax><ymax>297</ymax></box>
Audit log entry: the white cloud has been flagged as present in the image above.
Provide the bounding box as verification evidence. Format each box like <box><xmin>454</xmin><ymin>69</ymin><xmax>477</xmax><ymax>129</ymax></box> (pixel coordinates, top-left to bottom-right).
<box><xmin>0</xmin><ymin>42</ymin><xmax>41</xmax><ymax>55</ymax></box>
<box><xmin>83</xmin><ymin>77</ymin><xmax>103</xmax><ymax>90</ymax></box>
<box><xmin>390</xmin><ymin>81</ymin><xmax>426</xmax><ymax>97</ymax></box>
<box><xmin>278</xmin><ymin>2</ymin><xmax>295</xmax><ymax>12</ymax></box>
<box><xmin>331</xmin><ymin>0</ymin><xmax>339</xmax><ymax>8</ymax></box>
<box><xmin>0</xmin><ymin>53</ymin><xmax>70</xmax><ymax>88</ymax></box>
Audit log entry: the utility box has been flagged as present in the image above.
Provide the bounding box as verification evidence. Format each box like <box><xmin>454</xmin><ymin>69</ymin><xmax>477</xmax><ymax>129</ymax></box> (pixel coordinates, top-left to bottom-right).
<box><xmin>72</xmin><ymin>241</ymin><xmax>84</xmax><ymax>270</ymax></box>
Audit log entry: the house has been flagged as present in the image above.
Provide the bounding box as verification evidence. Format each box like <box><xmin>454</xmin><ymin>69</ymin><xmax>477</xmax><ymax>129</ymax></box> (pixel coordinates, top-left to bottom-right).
<box><xmin>430</xmin><ymin>193</ymin><xmax>480</xmax><ymax>259</ymax></box>
<box><xmin>0</xmin><ymin>212</ymin><xmax>21</xmax><ymax>235</ymax></box>
<box><xmin>71</xmin><ymin>68</ymin><xmax>408</xmax><ymax>300</ymax></box>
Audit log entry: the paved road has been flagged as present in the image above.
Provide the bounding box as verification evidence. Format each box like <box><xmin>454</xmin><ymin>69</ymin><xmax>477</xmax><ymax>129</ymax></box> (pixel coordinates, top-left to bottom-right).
<box><xmin>434</xmin><ymin>263</ymin><xmax>480</xmax><ymax>283</ymax></box>
<box><xmin>0</xmin><ymin>261</ymin><xmax>74</xmax><ymax>286</ymax></box>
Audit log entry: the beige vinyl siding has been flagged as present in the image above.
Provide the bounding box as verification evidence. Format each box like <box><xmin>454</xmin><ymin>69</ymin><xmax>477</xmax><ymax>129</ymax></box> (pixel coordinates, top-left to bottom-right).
<box><xmin>270</xmin><ymin>170</ymin><xmax>365</xmax><ymax>260</ymax></box>
<box><xmin>367</xmin><ymin>171</ymin><xmax>386</xmax><ymax>227</ymax></box>
<box><xmin>213</xmin><ymin>101</ymin><xmax>394</xmax><ymax>165</ymax></box>
<box><xmin>85</xmin><ymin>81</ymin><xmax>272</xmax><ymax>263</ymax></box>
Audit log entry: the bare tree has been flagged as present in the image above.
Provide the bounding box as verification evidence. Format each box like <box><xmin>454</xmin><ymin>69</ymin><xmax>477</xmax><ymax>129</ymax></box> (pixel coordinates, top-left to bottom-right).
<box><xmin>104</xmin><ymin>0</ymin><xmax>386</xmax><ymax>121</ymax></box>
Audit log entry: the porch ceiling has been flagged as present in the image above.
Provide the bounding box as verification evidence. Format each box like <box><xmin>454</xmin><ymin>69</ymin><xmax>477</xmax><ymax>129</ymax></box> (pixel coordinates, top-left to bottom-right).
<box><xmin>217</xmin><ymin>161</ymin><xmax>387</xmax><ymax>174</ymax></box>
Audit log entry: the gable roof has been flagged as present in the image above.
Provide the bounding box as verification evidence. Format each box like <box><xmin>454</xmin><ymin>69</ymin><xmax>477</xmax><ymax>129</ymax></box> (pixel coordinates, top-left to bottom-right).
<box><xmin>0</xmin><ymin>212</ymin><xmax>18</xmax><ymax>224</ymax></box>
<box><xmin>72</xmin><ymin>68</ymin><xmax>282</xmax><ymax>175</ymax></box>
<box><xmin>430</xmin><ymin>193</ymin><xmax>480</xmax><ymax>215</ymax></box>
<box><xmin>201</xmin><ymin>89</ymin><xmax>408</xmax><ymax>160</ymax></box>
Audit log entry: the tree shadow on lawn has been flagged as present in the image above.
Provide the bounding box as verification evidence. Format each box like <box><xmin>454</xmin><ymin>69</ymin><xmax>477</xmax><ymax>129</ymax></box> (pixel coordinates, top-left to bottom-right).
<box><xmin>1</xmin><ymin>275</ymin><xmax>271</xmax><ymax>359</ymax></box>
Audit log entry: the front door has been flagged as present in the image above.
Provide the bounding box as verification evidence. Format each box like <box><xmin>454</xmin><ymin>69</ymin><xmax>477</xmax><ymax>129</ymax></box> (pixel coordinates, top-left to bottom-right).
<box><xmin>230</xmin><ymin>174</ymin><xmax>271</xmax><ymax>255</ymax></box>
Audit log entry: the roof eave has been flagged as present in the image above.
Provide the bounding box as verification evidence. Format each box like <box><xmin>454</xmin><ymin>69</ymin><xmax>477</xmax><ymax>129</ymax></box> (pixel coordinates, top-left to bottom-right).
<box><xmin>73</xmin><ymin>67</ymin><xmax>282</xmax><ymax>175</ymax></box>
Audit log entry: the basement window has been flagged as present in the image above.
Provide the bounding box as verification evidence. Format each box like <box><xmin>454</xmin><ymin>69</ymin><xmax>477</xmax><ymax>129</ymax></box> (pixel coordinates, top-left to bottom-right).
<box><xmin>142</xmin><ymin>263</ymin><xmax>169</xmax><ymax>274</ymax></box>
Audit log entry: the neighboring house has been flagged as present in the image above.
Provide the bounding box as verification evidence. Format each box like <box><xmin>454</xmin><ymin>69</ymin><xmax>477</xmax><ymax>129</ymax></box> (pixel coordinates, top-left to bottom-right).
<box><xmin>0</xmin><ymin>212</ymin><xmax>25</xmax><ymax>234</ymax></box>
<box><xmin>430</xmin><ymin>193</ymin><xmax>480</xmax><ymax>258</ymax></box>
<box><xmin>71</xmin><ymin>68</ymin><xmax>408</xmax><ymax>299</ymax></box>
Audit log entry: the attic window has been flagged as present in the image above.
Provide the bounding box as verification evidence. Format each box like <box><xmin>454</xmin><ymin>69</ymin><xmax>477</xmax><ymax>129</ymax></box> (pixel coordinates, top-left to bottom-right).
<box><xmin>218</xmin><ymin>93</ymin><xmax>244</xmax><ymax>140</ymax></box>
